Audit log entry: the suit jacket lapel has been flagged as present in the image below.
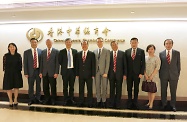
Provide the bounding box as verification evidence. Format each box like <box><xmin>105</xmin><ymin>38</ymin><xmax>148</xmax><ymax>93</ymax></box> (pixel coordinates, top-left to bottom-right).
<box><xmin>49</xmin><ymin>48</ymin><xmax>55</xmax><ymax>61</ymax></box>
<box><xmin>170</xmin><ymin>50</ymin><xmax>175</xmax><ymax>64</ymax></box>
<box><xmin>29</xmin><ymin>49</ymin><xmax>34</xmax><ymax>60</ymax></box>
<box><xmin>95</xmin><ymin>49</ymin><xmax>99</xmax><ymax>60</ymax></box>
<box><xmin>44</xmin><ymin>49</ymin><xmax>47</xmax><ymax>60</ymax></box>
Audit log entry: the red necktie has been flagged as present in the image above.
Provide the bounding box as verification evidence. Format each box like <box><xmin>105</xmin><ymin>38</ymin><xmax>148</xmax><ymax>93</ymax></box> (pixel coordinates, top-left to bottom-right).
<box><xmin>47</xmin><ymin>49</ymin><xmax>50</xmax><ymax>61</ymax></box>
<box><xmin>132</xmin><ymin>49</ymin><xmax>136</xmax><ymax>60</ymax></box>
<box><xmin>167</xmin><ymin>50</ymin><xmax>170</xmax><ymax>64</ymax></box>
<box><xmin>113</xmin><ymin>51</ymin><xmax>117</xmax><ymax>72</ymax></box>
<box><xmin>33</xmin><ymin>49</ymin><xmax>37</xmax><ymax>68</ymax></box>
<box><xmin>82</xmin><ymin>51</ymin><xmax>86</xmax><ymax>62</ymax></box>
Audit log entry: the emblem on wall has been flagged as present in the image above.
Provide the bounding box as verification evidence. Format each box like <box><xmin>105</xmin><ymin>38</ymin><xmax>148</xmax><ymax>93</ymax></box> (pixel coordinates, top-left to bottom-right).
<box><xmin>26</xmin><ymin>28</ymin><xmax>44</xmax><ymax>42</ymax></box>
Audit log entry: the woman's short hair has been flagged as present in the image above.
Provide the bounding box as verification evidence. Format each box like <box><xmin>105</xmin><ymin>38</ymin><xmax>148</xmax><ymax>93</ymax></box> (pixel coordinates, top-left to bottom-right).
<box><xmin>146</xmin><ymin>44</ymin><xmax>156</xmax><ymax>52</ymax></box>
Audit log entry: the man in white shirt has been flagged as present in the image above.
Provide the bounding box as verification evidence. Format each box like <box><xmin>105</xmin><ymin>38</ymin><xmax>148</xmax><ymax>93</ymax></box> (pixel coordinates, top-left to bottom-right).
<box><xmin>159</xmin><ymin>39</ymin><xmax>181</xmax><ymax>112</ymax></box>
<box><xmin>23</xmin><ymin>38</ymin><xmax>42</xmax><ymax>105</ymax></box>
<box><xmin>58</xmin><ymin>38</ymin><xmax>77</xmax><ymax>106</ymax></box>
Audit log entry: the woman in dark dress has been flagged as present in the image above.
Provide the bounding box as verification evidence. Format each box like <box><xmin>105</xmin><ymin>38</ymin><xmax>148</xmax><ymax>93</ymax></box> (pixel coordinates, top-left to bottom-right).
<box><xmin>3</xmin><ymin>43</ymin><xmax>23</xmax><ymax>107</ymax></box>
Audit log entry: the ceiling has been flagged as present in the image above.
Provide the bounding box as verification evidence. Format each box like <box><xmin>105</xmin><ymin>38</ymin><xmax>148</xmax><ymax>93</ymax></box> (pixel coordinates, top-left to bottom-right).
<box><xmin>1</xmin><ymin>2</ymin><xmax>187</xmax><ymax>24</ymax></box>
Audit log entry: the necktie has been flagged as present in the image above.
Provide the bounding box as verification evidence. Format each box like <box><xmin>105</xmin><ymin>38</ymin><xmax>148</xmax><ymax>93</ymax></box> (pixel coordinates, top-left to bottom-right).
<box><xmin>82</xmin><ymin>51</ymin><xmax>86</xmax><ymax>62</ymax></box>
<box><xmin>98</xmin><ymin>49</ymin><xmax>101</xmax><ymax>60</ymax></box>
<box><xmin>167</xmin><ymin>50</ymin><xmax>170</xmax><ymax>64</ymax></box>
<box><xmin>47</xmin><ymin>49</ymin><xmax>50</xmax><ymax>61</ymax></box>
<box><xmin>113</xmin><ymin>51</ymin><xmax>117</xmax><ymax>72</ymax></box>
<box><xmin>33</xmin><ymin>49</ymin><xmax>37</xmax><ymax>68</ymax></box>
<box><xmin>132</xmin><ymin>49</ymin><xmax>136</xmax><ymax>60</ymax></box>
<box><xmin>68</xmin><ymin>50</ymin><xmax>71</xmax><ymax>67</ymax></box>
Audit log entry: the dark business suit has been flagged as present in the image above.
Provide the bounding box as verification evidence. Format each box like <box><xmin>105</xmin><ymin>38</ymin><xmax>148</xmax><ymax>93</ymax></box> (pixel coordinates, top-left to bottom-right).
<box><xmin>159</xmin><ymin>49</ymin><xmax>181</xmax><ymax>108</ymax></box>
<box><xmin>76</xmin><ymin>51</ymin><xmax>96</xmax><ymax>105</ymax></box>
<box><xmin>108</xmin><ymin>50</ymin><xmax>127</xmax><ymax>107</ymax></box>
<box><xmin>24</xmin><ymin>48</ymin><xmax>42</xmax><ymax>101</ymax></box>
<box><xmin>58</xmin><ymin>48</ymin><xmax>77</xmax><ymax>102</ymax></box>
<box><xmin>125</xmin><ymin>48</ymin><xmax>145</xmax><ymax>103</ymax></box>
<box><xmin>40</xmin><ymin>48</ymin><xmax>59</xmax><ymax>102</ymax></box>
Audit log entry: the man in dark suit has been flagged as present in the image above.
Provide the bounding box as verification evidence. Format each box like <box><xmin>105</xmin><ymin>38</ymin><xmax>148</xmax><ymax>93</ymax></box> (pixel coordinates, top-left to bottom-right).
<box><xmin>58</xmin><ymin>38</ymin><xmax>77</xmax><ymax>105</ymax></box>
<box><xmin>159</xmin><ymin>39</ymin><xmax>181</xmax><ymax>112</ymax></box>
<box><xmin>108</xmin><ymin>41</ymin><xmax>127</xmax><ymax>109</ymax></box>
<box><xmin>23</xmin><ymin>38</ymin><xmax>42</xmax><ymax>105</ymax></box>
<box><xmin>125</xmin><ymin>37</ymin><xmax>145</xmax><ymax>109</ymax></box>
<box><xmin>39</xmin><ymin>39</ymin><xmax>59</xmax><ymax>105</ymax></box>
<box><xmin>76</xmin><ymin>40</ymin><xmax>96</xmax><ymax>108</ymax></box>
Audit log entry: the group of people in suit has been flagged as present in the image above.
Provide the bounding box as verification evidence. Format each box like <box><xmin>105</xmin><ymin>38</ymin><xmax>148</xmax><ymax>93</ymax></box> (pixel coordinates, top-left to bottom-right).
<box><xmin>2</xmin><ymin>37</ymin><xmax>181</xmax><ymax>112</ymax></box>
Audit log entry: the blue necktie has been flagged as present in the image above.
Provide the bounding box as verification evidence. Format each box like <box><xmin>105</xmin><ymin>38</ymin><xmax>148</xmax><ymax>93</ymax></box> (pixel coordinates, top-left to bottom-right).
<box><xmin>68</xmin><ymin>50</ymin><xmax>71</xmax><ymax>67</ymax></box>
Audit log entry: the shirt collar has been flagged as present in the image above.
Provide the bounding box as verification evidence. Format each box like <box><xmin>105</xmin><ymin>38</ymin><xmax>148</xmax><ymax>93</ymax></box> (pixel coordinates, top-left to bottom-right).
<box><xmin>166</xmin><ymin>49</ymin><xmax>172</xmax><ymax>52</ymax></box>
<box><xmin>113</xmin><ymin>49</ymin><xmax>118</xmax><ymax>53</ymax></box>
<box><xmin>31</xmin><ymin>48</ymin><xmax>37</xmax><ymax>51</ymax></box>
<box><xmin>98</xmin><ymin>47</ymin><xmax>103</xmax><ymax>51</ymax></box>
<box><xmin>83</xmin><ymin>50</ymin><xmax>88</xmax><ymax>53</ymax></box>
<box><xmin>66</xmin><ymin>48</ymin><xmax>71</xmax><ymax>51</ymax></box>
<box><xmin>47</xmin><ymin>47</ymin><xmax>52</xmax><ymax>51</ymax></box>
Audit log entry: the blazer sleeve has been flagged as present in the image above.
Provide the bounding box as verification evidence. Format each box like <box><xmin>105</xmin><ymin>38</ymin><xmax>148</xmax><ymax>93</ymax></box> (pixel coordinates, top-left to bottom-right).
<box><xmin>55</xmin><ymin>50</ymin><xmax>60</xmax><ymax>74</ymax></box>
<box><xmin>92</xmin><ymin>53</ymin><xmax>96</xmax><ymax>77</ymax></box>
<box><xmin>39</xmin><ymin>51</ymin><xmax>43</xmax><ymax>74</ymax></box>
<box><xmin>73</xmin><ymin>49</ymin><xmax>78</xmax><ymax>70</ymax></box>
<box><xmin>123</xmin><ymin>51</ymin><xmax>127</xmax><ymax>76</ymax></box>
<box><xmin>3</xmin><ymin>54</ymin><xmax>6</xmax><ymax>71</ymax></box>
<box><xmin>23</xmin><ymin>51</ymin><xmax>28</xmax><ymax>75</ymax></box>
<box><xmin>177</xmin><ymin>51</ymin><xmax>181</xmax><ymax>75</ymax></box>
<box><xmin>140</xmin><ymin>49</ymin><xmax>145</xmax><ymax>75</ymax></box>
<box><xmin>58</xmin><ymin>50</ymin><xmax>62</xmax><ymax>65</ymax></box>
<box><xmin>104</xmin><ymin>49</ymin><xmax>110</xmax><ymax>74</ymax></box>
<box><xmin>75</xmin><ymin>53</ymin><xmax>79</xmax><ymax>76</ymax></box>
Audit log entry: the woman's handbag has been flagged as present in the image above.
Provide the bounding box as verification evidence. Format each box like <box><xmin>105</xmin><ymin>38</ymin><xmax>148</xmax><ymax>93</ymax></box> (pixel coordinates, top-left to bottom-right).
<box><xmin>142</xmin><ymin>80</ymin><xmax>157</xmax><ymax>93</ymax></box>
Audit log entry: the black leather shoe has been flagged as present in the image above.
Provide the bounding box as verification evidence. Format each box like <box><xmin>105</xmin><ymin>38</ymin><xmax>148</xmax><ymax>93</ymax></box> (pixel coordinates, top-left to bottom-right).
<box><xmin>109</xmin><ymin>105</ymin><xmax>114</xmax><ymax>108</ymax></box>
<box><xmin>96</xmin><ymin>102</ymin><xmax>101</xmax><ymax>108</ymax></box>
<box><xmin>63</xmin><ymin>101</ymin><xmax>67</xmax><ymax>106</ymax></box>
<box><xmin>51</xmin><ymin>100</ymin><xmax>56</xmax><ymax>105</ymax></box>
<box><xmin>28</xmin><ymin>100</ymin><xmax>34</xmax><ymax>106</ymax></box>
<box><xmin>14</xmin><ymin>103</ymin><xmax>18</xmax><ymax>107</ymax></box>
<box><xmin>102</xmin><ymin>102</ymin><xmax>106</xmax><ymax>108</ymax></box>
<box><xmin>172</xmin><ymin>107</ymin><xmax>176</xmax><ymax>112</ymax></box>
<box><xmin>43</xmin><ymin>100</ymin><xmax>49</xmax><ymax>105</ymax></box>
<box><xmin>133</xmin><ymin>102</ymin><xmax>139</xmax><ymax>110</ymax></box>
<box><xmin>70</xmin><ymin>99</ymin><xmax>76</xmax><ymax>105</ymax></box>
<box><xmin>88</xmin><ymin>104</ymin><xmax>92</xmax><ymax>108</ymax></box>
<box><xmin>127</xmin><ymin>101</ymin><xmax>132</xmax><ymax>109</ymax></box>
<box><xmin>9</xmin><ymin>104</ymin><xmax>13</xmax><ymax>107</ymax></box>
<box><xmin>161</xmin><ymin>105</ymin><xmax>167</xmax><ymax>111</ymax></box>
<box><xmin>78</xmin><ymin>103</ymin><xmax>84</xmax><ymax>107</ymax></box>
<box><xmin>116</xmin><ymin>104</ymin><xmax>121</xmax><ymax>109</ymax></box>
<box><xmin>36</xmin><ymin>99</ymin><xmax>43</xmax><ymax>104</ymax></box>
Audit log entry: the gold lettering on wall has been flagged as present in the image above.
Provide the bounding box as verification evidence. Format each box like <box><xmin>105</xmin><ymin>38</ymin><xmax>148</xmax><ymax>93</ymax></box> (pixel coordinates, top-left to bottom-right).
<box><xmin>48</xmin><ymin>27</ymin><xmax>54</xmax><ymax>37</ymax></box>
<box><xmin>57</xmin><ymin>28</ymin><xmax>64</xmax><ymax>36</ymax></box>
<box><xmin>26</xmin><ymin>27</ymin><xmax>125</xmax><ymax>43</ymax></box>
<box><xmin>66</xmin><ymin>27</ymin><xmax>72</xmax><ymax>36</ymax></box>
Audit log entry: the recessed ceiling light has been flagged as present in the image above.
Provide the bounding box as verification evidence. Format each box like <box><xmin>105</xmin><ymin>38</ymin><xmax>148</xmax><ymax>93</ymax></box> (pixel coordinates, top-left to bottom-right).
<box><xmin>12</xmin><ymin>15</ymin><xmax>16</xmax><ymax>17</ymax></box>
<box><xmin>131</xmin><ymin>11</ymin><xmax>135</xmax><ymax>14</ymax></box>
